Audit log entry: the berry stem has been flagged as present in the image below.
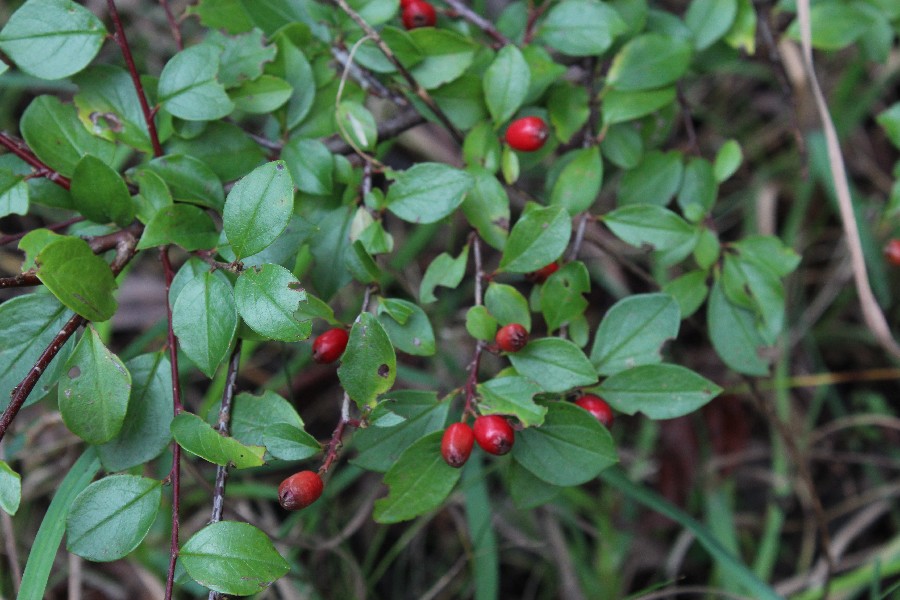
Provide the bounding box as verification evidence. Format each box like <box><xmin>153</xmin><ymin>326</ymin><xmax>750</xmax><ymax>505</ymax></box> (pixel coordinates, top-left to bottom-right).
<box><xmin>463</xmin><ymin>234</ymin><xmax>485</xmax><ymax>418</ymax></box>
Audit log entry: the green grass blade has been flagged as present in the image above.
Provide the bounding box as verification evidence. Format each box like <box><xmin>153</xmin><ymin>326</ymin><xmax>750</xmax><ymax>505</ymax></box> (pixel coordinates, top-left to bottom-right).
<box><xmin>599</xmin><ymin>466</ymin><xmax>783</xmax><ymax>600</ymax></box>
<box><xmin>18</xmin><ymin>448</ymin><xmax>100</xmax><ymax>600</ymax></box>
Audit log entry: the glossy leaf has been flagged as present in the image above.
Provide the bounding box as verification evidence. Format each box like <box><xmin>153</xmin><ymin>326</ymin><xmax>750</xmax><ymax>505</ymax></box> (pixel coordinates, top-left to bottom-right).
<box><xmin>602</xmin><ymin>86</ymin><xmax>676</xmax><ymax>125</ymax></box>
<box><xmin>338</xmin><ymin>313</ymin><xmax>397</xmax><ymax>409</ymax></box>
<box><xmin>336</xmin><ymin>101</ymin><xmax>378</xmax><ymax>151</ymax></box>
<box><xmin>540</xmin><ymin>262</ymin><xmax>590</xmax><ymax>331</ymax></box>
<box><xmin>513</xmin><ymin>402</ymin><xmax>617</xmax><ymax>485</ymax></box>
<box><xmin>351</xmin><ymin>390</ymin><xmax>449</xmax><ymax>472</ymax></box>
<box><xmin>538</xmin><ymin>0</ymin><xmax>627</xmax><ymax>56</ymax></box>
<box><xmin>180</xmin><ymin>522</ymin><xmax>289</xmax><ymax>595</ymax></box>
<box><xmin>477</xmin><ymin>376</ymin><xmax>547</xmax><ymax>427</ymax></box>
<box><xmin>224</xmin><ymin>160</ymin><xmax>294</xmax><ymax>259</ymax></box>
<box><xmin>462</xmin><ymin>167</ymin><xmax>510</xmax><ymax>250</ymax></box>
<box><xmin>36</xmin><ymin>236</ymin><xmax>118</xmax><ymax>322</ymax></box>
<box><xmin>662</xmin><ymin>270</ymin><xmax>709</xmax><ymax>319</ymax></box>
<box><xmin>385</xmin><ymin>163</ymin><xmax>474</xmax><ymax>224</ymax></box>
<box><xmin>685</xmin><ymin>0</ymin><xmax>738</xmax><ymax>50</ymax></box>
<box><xmin>377</xmin><ymin>298</ymin><xmax>436</xmax><ymax>356</ymax></box>
<box><xmin>226</xmin><ymin>390</ymin><xmax>305</xmax><ymax>448</ymax></box>
<box><xmin>550</xmin><ymin>147</ymin><xmax>602</xmax><ymax>214</ymax></box>
<box><xmin>677</xmin><ymin>157</ymin><xmax>718</xmax><ymax>220</ymax></box>
<box><xmin>235</xmin><ymin>264</ymin><xmax>310</xmax><ymax>341</ymax></box>
<box><xmin>603</xmin><ymin>205</ymin><xmax>697</xmax><ymax>251</ymax></box>
<box><xmin>485</xmin><ymin>283</ymin><xmax>531</xmax><ymax>330</ymax></box>
<box><xmin>97</xmin><ymin>353</ymin><xmax>173</xmax><ymax>472</ymax></box>
<box><xmin>136</xmin><ymin>204</ymin><xmax>219</xmax><ymax>251</ymax></box>
<box><xmin>66</xmin><ymin>475</ymin><xmax>161</xmax><ymax>562</ymax></box>
<box><xmin>466</xmin><ymin>305</ymin><xmax>498</xmax><ymax>341</ymax></box>
<box><xmin>508</xmin><ymin>338</ymin><xmax>597</xmax><ymax>393</ymax></box>
<box><xmin>140</xmin><ymin>155</ymin><xmax>224</xmax><ymax>210</ymax></box>
<box><xmin>607</xmin><ymin>33</ymin><xmax>692</xmax><ymax>91</ymax></box>
<box><xmin>59</xmin><ymin>327</ymin><xmax>132</xmax><ymax>445</ymax></box>
<box><xmin>618</xmin><ymin>150</ymin><xmax>684</xmax><ymax>207</ymax></box>
<box><xmin>0</xmin><ymin>171</ymin><xmax>28</xmax><ymax>218</ymax></box>
<box><xmin>420</xmin><ymin>245</ymin><xmax>469</xmax><ymax>303</ymax></box>
<box><xmin>282</xmin><ymin>137</ymin><xmax>333</xmax><ymax>195</ymax></box>
<box><xmin>263</xmin><ymin>423</ymin><xmax>321</xmax><ymax>461</ymax></box>
<box><xmin>591</xmin><ymin>293</ymin><xmax>680</xmax><ymax>375</ymax></box>
<box><xmin>0</xmin><ymin>0</ymin><xmax>107</xmax><ymax>80</ymax></box>
<box><xmin>374</xmin><ymin>431</ymin><xmax>462</xmax><ymax>523</ymax></box>
<box><xmin>484</xmin><ymin>45</ymin><xmax>530</xmax><ymax>124</ymax></box>
<box><xmin>547</xmin><ymin>82</ymin><xmax>590</xmax><ymax>143</ymax></box>
<box><xmin>598</xmin><ymin>364</ymin><xmax>722</xmax><ymax>419</ymax></box>
<box><xmin>172</xmin><ymin>271</ymin><xmax>238</xmax><ymax>378</ymax></box>
<box><xmin>171</xmin><ymin>412</ymin><xmax>265</xmax><ymax>468</ymax></box>
<box><xmin>714</xmin><ymin>139</ymin><xmax>742</xmax><ymax>182</ymax></box>
<box><xmin>0</xmin><ymin>461</ymin><xmax>21</xmax><ymax>516</ymax></box>
<box><xmin>499</xmin><ymin>204</ymin><xmax>571</xmax><ymax>273</ymax></box>
<box><xmin>158</xmin><ymin>44</ymin><xmax>234</xmax><ymax>120</ymax></box>
<box><xmin>407</xmin><ymin>29</ymin><xmax>477</xmax><ymax>89</ymax></box>
<box><xmin>707</xmin><ymin>281</ymin><xmax>769</xmax><ymax>376</ymax></box>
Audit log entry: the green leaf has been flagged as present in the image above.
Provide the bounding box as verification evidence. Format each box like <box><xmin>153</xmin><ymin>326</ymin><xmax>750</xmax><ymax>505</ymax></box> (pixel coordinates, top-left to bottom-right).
<box><xmin>20</xmin><ymin>96</ymin><xmax>117</xmax><ymax>178</ymax></box>
<box><xmin>208</xmin><ymin>28</ymin><xmax>276</xmax><ymax>88</ymax></box>
<box><xmin>0</xmin><ymin>294</ymin><xmax>74</xmax><ymax>409</ymax></box>
<box><xmin>224</xmin><ymin>160</ymin><xmax>294</xmax><ymax>259</ymax></box>
<box><xmin>351</xmin><ymin>390</ymin><xmax>449</xmax><ymax>472</ymax></box>
<box><xmin>550</xmin><ymin>147</ymin><xmax>602</xmax><ymax>214</ymax></box>
<box><xmin>508</xmin><ymin>338</ymin><xmax>598</xmax><ymax>393</ymax></box>
<box><xmin>508</xmin><ymin>459</ymin><xmax>562</xmax><ymax>509</ymax></box>
<box><xmin>19</xmin><ymin>229</ymin><xmax>63</xmax><ymax>271</ymax></box>
<box><xmin>373</xmin><ymin>431</ymin><xmax>463</xmax><ymax>523</ymax></box>
<box><xmin>229</xmin><ymin>74</ymin><xmax>292</xmax><ymax>113</ymax></box>
<box><xmin>619</xmin><ymin>150</ymin><xmax>683</xmax><ymax>207</ymax></box>
<box><xmin>336</xmin><ymin>101</ymin><xmax>378</xmax><ymax>151</ymax></box>
<box><xmin>607</xmin><ymin>33</ymin><xmax>692</xmax><ymax>91</ymax></box>
<box><xmin>141</xmin><ymin>156</ymin><xmax>224</xmax><ymax>212</ymax></box>
<box><xmin>235</xmin><ymin>264</ymin><xmax>310</xmax><ymax>341</ymax></box>
<box><xmin>338</xmin><ymin>313</ymin><xmax>397</xmax><ymax>408</ymax></box>
<box><xmin>0</xmin><ymin>171</ymin><xmax>28</xmax><ymax>218</ymax></box>
<box><xmin>273</xmin><ymin>36</ymin><xmax>316</xmax><ymax>128</ymax></box>
<box><xmin>36</xmin><ymin>236</ymin><xmax>118</xmax><ymax>322</ymax></box>
<box><xmin>707</xmin><ymin>280</ymin><xmax>770</xmax><ymax>376</ymax></box>
<box><xmin>172</xmin><ymin>271</ymin><xmax>238</xmax><ymax>378</ymax></box>
<box><xmin>171</xmin><ymin>412</ymin><xmax>265</xmax><ymax>468</ymax></box>
<box><xmin>602</xmin><ymin>86</ymin><xmax>676</xmax><ymax>125</ymax></box>
<box><xmin>538</xmin><ymin>0</ymin><xmax>627</xmax><ymax>57</ymax></box>
<box><xmin>70</xmin><ymin>156</ymin><xmax>133</xmax><ymax>226</ymax></box>
<box><xmin>386</xmin><ymin>163</ymin><xmax>474</xmax><ymax>224</ymax></box>
<box><xmin>97</xmin><ymin>353</ymin><xmax>173</xmax><ymax>472</ymax></box>
<box><xmin>420</xmin><ymin>245</ymin><xmax>469</xmax><ymax>303</ymax></box>
<box><xmin>180</xmin><ymin>521</ymin><xmax>289</xmax><ymax>595</ymax></box>
<box><xmin>484</xmin><ymin>45</ymin><xmax>530</xmax><ymax>124</ymax></box>
<box><xmin>263</xmin><ymin>423</ymin><xmax>321</xmax><ymax>461</ymax></box>
<box><xmin>785</xmin><ymin>2</ymin><xmax>879</xmax><ymax>51</ymax></box>
<box><xmin>66</xmin><ymin>475</ymin><xmax>161</xmax><ymax>562</ymax></box>
<box><xmin>462</xmin><ymin>167</ymin><xmax>510</xmax><ymax>250</ymax></box>
<box><xmin>601</xmin><ymin>123</ymin><xmax>644</xmax><ymax>169</ymax></box>
<box><xmin>133</xmin><ymin>169</ymin><xmax>173</xmax><ymax>224</ymax></box>
<box><xmin>407</xmin><ymin>29</ymin><xmax>477</xmax><ymax>89</ymax></box>
<box><xmin>724</xmin><ymin>0</ymin><xmax>756</xmax><ymax>53</ymax></box>
<box><xmin>603</xmin><ymin>204</ymin><xmax>697</xmax><ymax>251</ymax></box>
<box><xmin>485</xmin><ymin>283</ymin><xmax>531</xmax><ymax>330</ymax></box>
<box><xmin>0</xmin><ymin>461</ymin><xmax>21</xmax><ymax>516</ymax></box>
<box><xmin>547</xmin><ymin>81</ymin><xmax>590</xmax><ymax>143</ymax></box>
<box><xmin>713</xmin><ymin>139</ymin><xmax>742</xmax><ymax>182</ymax></box>
<box><xmin>499</xmin><ymin>204</ymin><xmax>571</xmax><ymax>273</ymax></box>
<box><xmin>466</xmin><ymin>305</ymin><xmax>498</xmax><ymax>341</ymax></box>
<box><xmin>721</xmin><ymin>252</ymin><xmax>787</xmax><ymax>344</ymax></box>
<box><xmin>0</xmin><ymin>0</ymin><xmax>107</xmax><ymax>80</ymax></box>
<box><xmin>590</xmin><ymin>293</ymin><xmax>680</xmax><ymax>375</ymax></box>
<box><xmin>225</xmin><ymin>390</ymin><xmax>304</xmax><ymax>447</ymax></box>
<box><xmin>158</xmin><ymin>44</ymin><xmax>234</xmax><ymax>120</ymax></box>
<box><xmin>540</xmin><ymin>261</ymin><xmax>590</xmax><ymax>331</ymax></box>
<box><xmin>18</xmin><ymin>450</ymin><xmax>99</xmax><ymax>600</ymax></box>
<box><xmin>477</xmin><ymin>376</ymin><xmax>547</xmax><ymax>427</ymax></box>
<box><xmin>513</xmin><ymin>402</ymin><xmax>617</xmax><ymax>485</ymax></box>
<box><xmin>662</xmin><ymin>270</ymin><xmax>709</xmax><ymax>319</ymax></box>
<box><xmin>59</xmin><ymin>326</ymin><xmax>132</xmax><ymax>445</ymax></box>
<box><xmin>878</xmin><ymin>104</ymin><xmax>900</xmax><ymax>149</ymax></box>
<box><xmin>136</xmin><ymin>204</ymin><xmax>219</xmax><ymax>251</ymax></box>
<box><xmin>463</xmin><ymin>122</ymin><xmax>502</xmax><ymax>172</ymax></box>
<box><xmin>165</xmin><ymin>122</ymin><xmax>264</xmax><ymax>182</ymax></box>
<box><xmin>599</xmin><ymin>363</ymin><xmax>722</xmax><ymax>419</ymax></box>
<box><xmin>377</xmin><ymin>298</ymin><xmax>436</xmax><ymax>356</ymax></box>
<box><xmin>685</xmin><ymin>0</ymin><xmax>738</xmax><ymax>50</ymax></box>
<box><xmin>282</xmin><ymin>138</ymin><xmax>333</xmax><ymax>195</ymax></box>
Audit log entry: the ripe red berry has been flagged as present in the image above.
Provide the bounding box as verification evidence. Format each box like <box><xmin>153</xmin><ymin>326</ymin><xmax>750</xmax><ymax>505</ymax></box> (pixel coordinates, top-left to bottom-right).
<box><xmin>278</xmin><ymin>470</ymin><xmax>324</xmax><ymax>510</ymax></box>
<box><xmin>312</xmin><ymin>328</ymin><xmax>349</xmax><ymax>364</ymax></box>
<box><xmin>441</xmin><ymin>422</ymin><xmax>475</xmax><ymax>468</ymax></box>
<box><xmin>402</xmin><ymin>0</ymin><xmax>436</xmax><ymax>29</ymax></box>
<box><xmin>473</xmin><ymin>415</ymin><xmax>515</xmax><ymax>455</ymax></box>
<box><xmin>526</xmin><ymin>262</ymin><xmax>559</xmax><ymax>284</ymax></box>
<box><xmin>885</xmin><ymin>239</ymin><xmax>900</xmax><ymax>266</ymax></box>
<box><xmin>495</xmin><ymin>323</ymin><xmax>528</xmax><ymax>353</ymax></box>
<box><xmin>505</xmin><ymin>116</ymin><xmax>549</xmax><ymax>152</ymax></box>
<box><xmin>575</xmin><ymin>394</ymin><xmax>614</xmax><ymax>428</ymax></box>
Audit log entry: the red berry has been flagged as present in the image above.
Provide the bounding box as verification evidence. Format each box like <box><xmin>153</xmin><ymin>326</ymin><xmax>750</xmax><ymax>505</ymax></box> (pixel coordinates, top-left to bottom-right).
<box><xmin>278</xmin><ymin>470</ymin><xmax>324</xmax><ymax>510</ymax></box>
<box><xmin>495</xmin><ymin>323</ymin><xmax>528</xmax><ymax>353</ymax></box>
<box><xmin>402</xmin><ymin>0</ymin><xmax>436</xmax><ymax>29</ymax></box>
<box><xmin>575</xmin><ymin>394</ymin><xmax>614</xmax><ymax>428</ymax></box>
<box><xmin>505</xmin><ymin>116</ymin><xmax>549</xmax><ymax>152</ymax></box>
<box><xmin>473</xmin><ymin>415</ymin><xmax>515</xmax><ymax>455</ymax></box>
<box><xmin>312</xmin><ymin>328</ymin><xmax>349</xmax><ymax>364</ymax></box>
<box><xmin>885</xmin><ymin>239</ymin><xmax>900</xmax><ymax>266</ymax></box>
<box><xmin>526</xmin><ymin>262</ymin><xmax>559</xmax><ymax>284</ymax></box>
<box><xmin>441</xmin><ymin>422</ymin><xmax>475</xmax><ymax>468</ymax></box>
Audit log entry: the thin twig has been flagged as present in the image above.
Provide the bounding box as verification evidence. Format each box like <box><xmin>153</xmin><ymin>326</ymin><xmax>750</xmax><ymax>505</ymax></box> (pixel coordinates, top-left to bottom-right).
<box><xmin>325</xmin><ymin>108</ymin><xmax>427</xmax><ymax>155</ymax></box>
<box><xmin>208</xmin><ymin>340</ymin><xmax>242</xmax><ymax>600</ymax></box>
<box><xmin>331</xmin><ymin>46</ymin><xmax>408</xmax><ymax>105</ymax></box>
<box><xmin>0</xmin><ymin>133</ymin><xmax>71</xmax><ymax>189</ymax></box>
<box><xmin>161</xmin><ymin>247</ymin><xmax>184</xmax><ymax>600</ymax></box>
<box><xmin>107</xmin><ymin>0</ymin><xmax>164</xmax><ymax>157</ymax></box>
<box><xmin>463</xmin><ymin>235</ymin><xmax>485</xmax><ymax>417</ymax></box>
<box><xmin>158</xmin><ymin>0</ymin><xmax>184</xmax><ymax>50</ymax></box>
<box><xmin>442</xmin><ymin>0</ymin><xmax>511</xmax><ymax>45</ymax></box>
<box><xmin>318</xmin><ymin>394</ymin><xmax>358</xmax><ymax>475</ymax></box>
<box><xmin>329</xmin><ymin>0</ymin><xmax>464</xmax><ymax>144</ymax></box>
<box><xmin>0</xmin><ymin>272</ymin><xmax>40</xmax><ymax>289</ymax></box>
<box><xmin>676</xmin><ymin>85</ymin><xmax>700</xmax><ymax>156</ymax></box>
<box><xmin>566</xmin><ymin>213</ymin><xmax>590</xmax><ymax>262</ymax></box>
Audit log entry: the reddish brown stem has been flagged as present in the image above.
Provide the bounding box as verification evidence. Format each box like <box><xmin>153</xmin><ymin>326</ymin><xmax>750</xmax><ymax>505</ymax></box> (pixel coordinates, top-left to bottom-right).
<box><xmin>161</xmin><ymin>247</ymin><xmax>183</xmax><ymax>600</ymax></box>
<box><xmin>0</xmin><ymin>133</ymin><xmax>71</xmax><ymax>190</ymax></box>
<box><xmin>441</xmin><ymin>0</ymin><xmax>511</xmax><ymax>46</ymax></box>
<box><xmin>106</xmin><ymin>0</ymin><xmax>164</xmax><ymax>157</ymax></box>
<box><xmin>463</xmin><ymin>235</ymin><xmax>484</xmax><ymax>418</ymax></box>
<box><xmin>318</xmin><ymin>397</ymin><xmax>360</xmax><ymax>476</ymax></box>
<box><xmin>158</xmin><ymin>0</ymin><xmax>184</xmax><ymax>50</ymax></box>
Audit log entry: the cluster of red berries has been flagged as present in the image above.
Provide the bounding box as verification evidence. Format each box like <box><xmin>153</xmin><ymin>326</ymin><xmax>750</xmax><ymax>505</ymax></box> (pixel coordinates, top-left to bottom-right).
<box><xmin>400</xmin><ymin>0</ymin><xmax>436</xmax><ymax>29</ymax></box>
<box><xmin>441</xmin><ymin>415</ymin><xmax>514</xmax><ymax>468</ymax></box>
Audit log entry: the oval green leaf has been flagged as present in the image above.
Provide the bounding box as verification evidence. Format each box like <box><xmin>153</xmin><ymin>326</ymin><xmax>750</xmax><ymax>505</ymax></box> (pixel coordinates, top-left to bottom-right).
<box><xmin>598</xmin><ymin>363</ymin><xmax>723</xmax><ymax>419</ymax></box>
<box><xmin>386</xmin><ymin>163</ymin><xmax>474</xmax><ymax>224</ymax></box>
<box><xmin>484</xmin><ymin>45</ymin><xmax>530</xmax><ymax>124</ymax></box>
<box><xmin>591</xmin><ymin>293</ymin><xmax>680</xmax><ymax>376</ymax></box>
<box><xmin>508</xmin><ymin>338</ymin><xmax>597</xmax><ymax>393</ymax></box>
<box><xmin>235</xmin><ymin>263</ymin><xmax>310</xmax><ymax>341</ymax></box>
<box><xmin>171</xmin><ymin>412</ymin><xmax>265</xmax><ymax>469</ymax></box>
<box><xmin>172</xmin><ymin>271</ymin><xmax>238</xmax><ymax>378</ymax></box>
<box><xmin>224</xmin><ymin>160</ymin><xmax>294</xmax><ymax>259</ymax></box>
<box><xmin>158</xmin><ymin>44</ymin><xmax>234</xmax><ymax>121</ymax></box>
<box><xmin>499</xmin><ymin>204</ymin><xmax>571</xmax><ymax>273</ymax></box>
<box><xmin>35</xmin><ymin>236</ymin><xmax>118</xmax><ymax>322</ymax></box>
<box><xmin>337</xmin><ymin>313</ymin><xmax>397</xmax><ymax>409</ymax></box>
